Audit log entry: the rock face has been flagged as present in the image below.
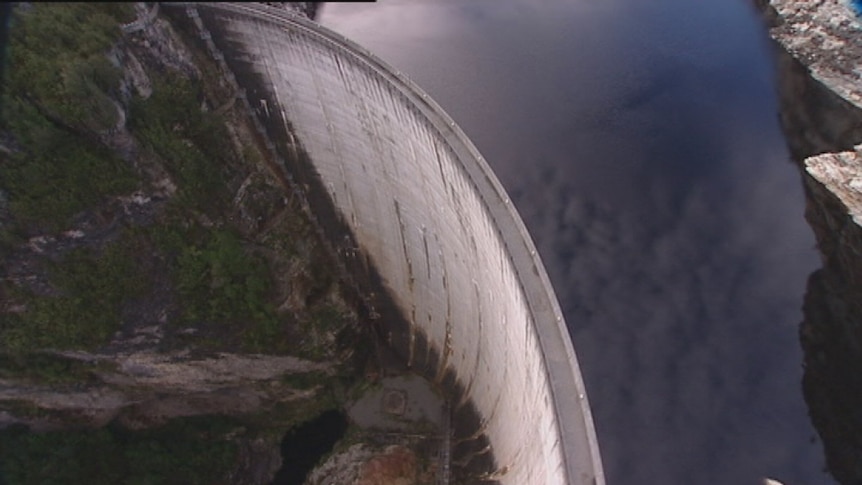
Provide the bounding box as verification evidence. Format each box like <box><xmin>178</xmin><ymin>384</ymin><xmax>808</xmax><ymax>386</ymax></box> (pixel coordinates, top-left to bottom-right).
<box><xmin>806</xmin><ymin>148</ymin><xmax>862</xmax><ymax>226</ymax></box>
<box><xmin>0</xmin><ymin>4</ymin><xmax>453</xmax><ymax>484</ymax></box>
<box><xmin>0</xmin><ymin>0</ymin><xmax>352</xmax><ymax>421</ymax></box>
<box><xmin>754</xmin><ymin>1</ymin><xmax>862</xmax><ymax>483</ymax></box>
<box><xmin>306</xmin><ymin>444</ymin><xmax>431</xmax><ymax>485</ymax></box>
<box><xmin>0</xmin><ymin>3</ymin><xmax>384</xmax><ymax>484</ymax></box>
<box><xmin>0</xmin><ymin>351</ymin><xmax>331</xmax><ymax>431</ymax></box>
<box><xmin>754</xmin><ymin>0</ymin><xmax>862</xmax><ymax>158</ymax></box>
<box><xmin>801</xmin><ymin>154</ymin><xmax>862</xmax><ymax>484</ymax></box>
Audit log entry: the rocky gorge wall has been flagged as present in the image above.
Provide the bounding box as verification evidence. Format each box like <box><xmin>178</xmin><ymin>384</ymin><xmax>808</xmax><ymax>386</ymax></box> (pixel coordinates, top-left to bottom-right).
<box><xmin>0</xmin><ymin>3</ymin><xmax>383</xmax><ymax>482</ymax></box>
<box><xmin>159</xmin><ymin>3</ymin><xmax>604</xmax><ymax>484</ymax></box>
<box><xmin>754</xmin><ymin>1</ymin><xmax>862</xmax><ymax>483</ymax></box>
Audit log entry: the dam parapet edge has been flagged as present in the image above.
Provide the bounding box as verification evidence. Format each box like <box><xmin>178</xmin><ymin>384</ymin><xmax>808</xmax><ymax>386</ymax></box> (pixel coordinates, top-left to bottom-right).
<box><xmin>160</xmin><ymin>3</ymin><xmax>604</xmax><ymax>484</ymax></box>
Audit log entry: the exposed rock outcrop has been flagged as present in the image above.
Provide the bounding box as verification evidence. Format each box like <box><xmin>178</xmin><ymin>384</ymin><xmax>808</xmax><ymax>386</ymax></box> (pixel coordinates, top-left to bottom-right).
<box><xmin>306</xmin><ymin>444</ymin><xmax>432</xmax><ymax>485</ymax></box>
<box><xmin>754</xmin><ymin>1</ymin><xmax>862</xmax><ymax>483</ymax></box>
<box><xmin>0</xmin><ymin>4</ymin><xmax>444</xmax><ymax>484</ymax></box>
<box><xmin>0</xmin><ymin>351</ymin><xmax>332</xmax><ymax>431</ymax></box>
<box><xmin>0</xmin><ymin>3</ymin><xmax>371</xmax><ymax>483</ymax></box>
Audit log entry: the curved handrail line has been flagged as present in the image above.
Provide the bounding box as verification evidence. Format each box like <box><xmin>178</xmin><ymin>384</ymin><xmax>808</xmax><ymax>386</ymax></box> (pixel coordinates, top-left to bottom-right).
<box><xmin>160</xmin><ymin>3</ymin><xmax>605</xmax><ymax>483</ymax></box>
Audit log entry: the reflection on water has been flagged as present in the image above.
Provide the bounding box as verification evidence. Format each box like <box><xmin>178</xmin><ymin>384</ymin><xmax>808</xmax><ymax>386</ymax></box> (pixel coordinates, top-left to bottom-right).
<box><xmin>320</xmin><ymin>1</ymin><xmax>830</xmax><ymax>484</ymax></box>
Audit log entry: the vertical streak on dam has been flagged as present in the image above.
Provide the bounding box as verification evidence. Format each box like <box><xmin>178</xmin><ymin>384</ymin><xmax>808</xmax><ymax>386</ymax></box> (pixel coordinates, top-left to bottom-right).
<box><xmin>164</xmin><ymin>3</ymin><xmax>604</xmax><ymax>484</ymax></box>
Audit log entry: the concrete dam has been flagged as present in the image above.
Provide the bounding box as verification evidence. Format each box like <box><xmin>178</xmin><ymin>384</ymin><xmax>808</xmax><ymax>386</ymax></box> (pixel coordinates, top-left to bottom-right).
<box><xmin>161</xmin><ymin>3</ymin><xmax>603</xmax><ymax>484</ymax></box>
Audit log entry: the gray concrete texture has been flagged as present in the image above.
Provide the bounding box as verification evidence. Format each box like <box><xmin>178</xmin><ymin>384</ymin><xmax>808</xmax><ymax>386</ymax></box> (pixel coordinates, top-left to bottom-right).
<box><xmin>163</xmin><ymin>3</ymin><xmax>604</xmax><ymax>484</ymax></box>
<box><xmin>348</xmin><ymin>375</ymin><xmax>445</xmax><ymax>433</ymax></box>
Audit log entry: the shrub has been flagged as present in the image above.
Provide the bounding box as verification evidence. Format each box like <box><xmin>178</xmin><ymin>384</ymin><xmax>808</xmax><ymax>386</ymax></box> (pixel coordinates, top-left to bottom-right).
<box><xmin>0</xmin><ymin>95</ymin><xmax>137</xmax><ymax>229</ymax></box>
<box><xmin>0</xmin><ymin>415</ymin><xmax>239</xmax><ymax>485</ymax></box>
<box><xmin>1</xmin><ymin>3</ymin><xmax>139</xmax><ymax>230</ymax></box>
<box><xmin>1</xmin><ymin>239</ymin><xmax>147</xmax><ymax>352</ymax></box>
<box><xmin>174</xmin><ymin>228</ymin><xmax>276</xmax><ymax>328</ymax></box>
<box><xmin>128</xmin><ymin>75</ymin><xmax>236</xmax><ymax>216</ymax></box>
<box><xmin>5</xmin><ymin>3</ymin><xmax>132</xmax><ymax>129</ymax></box>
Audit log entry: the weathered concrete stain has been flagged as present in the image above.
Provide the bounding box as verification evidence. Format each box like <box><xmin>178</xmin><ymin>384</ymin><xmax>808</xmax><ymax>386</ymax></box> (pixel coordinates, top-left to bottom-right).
<box><xmin>160</xmin><ymin>3</ymin><xmax>604</xmax><ymax>484</ymax></box>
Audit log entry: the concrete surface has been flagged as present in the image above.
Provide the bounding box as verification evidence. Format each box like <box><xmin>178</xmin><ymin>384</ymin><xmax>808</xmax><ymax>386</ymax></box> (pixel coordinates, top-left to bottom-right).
<box><xmin>348</xmin><ymin>375</ymin><xmax>444</xmax><ymax>433</ymax></box>
<box><xmin>161</xmin><ymin>3</ymin><xmax>604</xmax><ymax>484</ymax></box>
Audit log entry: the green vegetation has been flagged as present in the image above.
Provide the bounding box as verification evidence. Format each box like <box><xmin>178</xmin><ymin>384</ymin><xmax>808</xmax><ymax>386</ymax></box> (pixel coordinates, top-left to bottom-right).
<box><xmin>280</xmin><ymin>370</ymin><xmax>333</xmax><ymax>390</ymax></box>
<box><xmin>0</xmin><ymin>415</ymin><xmax>240</xmax><ymax>485</ymax></box>
<box><xmin>0</xmin><ymin>3</ymin><xmax>348</xmax><ymax>358</ymax></box>
<box><xmin>1</xmin><ymin>3</ymin><xmax>138</xmax><ymax>230</ymax></box>
<box><xmin>291</xmin><ymin>300</ymin><xmax>352</xmax><ymax>361</ymax></box>
<box><xmin>1</xmin><ymin>238</ymin><xmax>148</xmax><ymax>353</ymax></box>
<box><xmin>172</xmin><ymin>227</ymin><xmax>283</xmax><ymax>352</ymax></box>
<box><xmin>4</xmin><ymin>3</ymin><xmax>133</xmax><ymax>131</ymax></box>
<box><xmin>0</xmin><ymin>4</ymin><xmax>376</xmax><ymax>483</ymax></box>
<box><xmin>140</xmin><ymin>212</ymin><xmax>354</xmax><ymax>357</ymax></box>
<box><xmin>129</xmin><ymin>75</ymin><xmax>238</xmax><ymax>216</ymax></box>
<box><xmin>142</xmin><ymin>221</ymin><xmax>287</xmax><ymax>352</ymax></box>
<box><xmin>175</xmin><ymin>229</ymin><xmax>272</xmax><ymax>324</ymax></box>
<box><xmin>0</xmin><ymin>95</ymin><xmax>138</xmax><ymax>230</ymax></box>
<box><xmin>0</xmin><ymin>353</ymin><xmax>114</xmax><ymax>384</ymax></box>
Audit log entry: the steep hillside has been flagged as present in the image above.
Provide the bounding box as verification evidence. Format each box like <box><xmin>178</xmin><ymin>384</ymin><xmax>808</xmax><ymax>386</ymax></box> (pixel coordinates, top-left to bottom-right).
<box><xmin>754</xmin><ymin>1</ymin><xmax>862</xmax><ymax>483</ymax></box>
<box><xmin>0</xmin><ymin>4</ymin><xmax>441</xmax><ymax>484</ymax></box>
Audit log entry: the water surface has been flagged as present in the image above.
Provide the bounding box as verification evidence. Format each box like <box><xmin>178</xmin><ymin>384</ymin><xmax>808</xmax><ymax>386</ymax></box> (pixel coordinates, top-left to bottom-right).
<box><xmin>320</xmin><ymin>1</ymin><xmax>829</xmax><ymax>483</ymax></box>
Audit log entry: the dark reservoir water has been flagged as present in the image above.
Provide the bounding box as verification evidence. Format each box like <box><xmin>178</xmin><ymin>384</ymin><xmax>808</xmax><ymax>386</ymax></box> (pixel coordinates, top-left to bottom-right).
<box><xmin>320</xmin><ymin>1</ymin><xmax>831</xmax><ymax>484</ymax></box>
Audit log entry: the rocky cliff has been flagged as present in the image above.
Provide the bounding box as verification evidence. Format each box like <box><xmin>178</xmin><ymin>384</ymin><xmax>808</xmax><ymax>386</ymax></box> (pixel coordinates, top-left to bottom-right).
<box><xmin>0</xmin><ymin>3</ymin><xmax>441</xmax><ymax>484</ymax></box>
<box><xmin>754</xmin><ymin>1</ymin><xmax>862</xmax><ymax>483</ymax></box>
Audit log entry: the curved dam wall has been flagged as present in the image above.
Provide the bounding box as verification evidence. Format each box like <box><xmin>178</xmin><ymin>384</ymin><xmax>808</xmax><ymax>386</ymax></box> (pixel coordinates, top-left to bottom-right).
<box><xmin>162</xmin><ymin>3</ymin><xmax>604</xmax><ymax>484</ymax></box>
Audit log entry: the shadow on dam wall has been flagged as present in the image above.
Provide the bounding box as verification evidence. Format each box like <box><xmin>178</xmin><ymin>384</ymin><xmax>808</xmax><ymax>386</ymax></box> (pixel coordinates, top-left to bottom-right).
<box><xmin>161</xmin><ymin>3</ymin><xmax>604</xmax><ymax>484</ymax></box>
<box><xmin>161</xmin><ymin>8</ymin><xmax>496</xmax><ymax>479</ymax></box>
